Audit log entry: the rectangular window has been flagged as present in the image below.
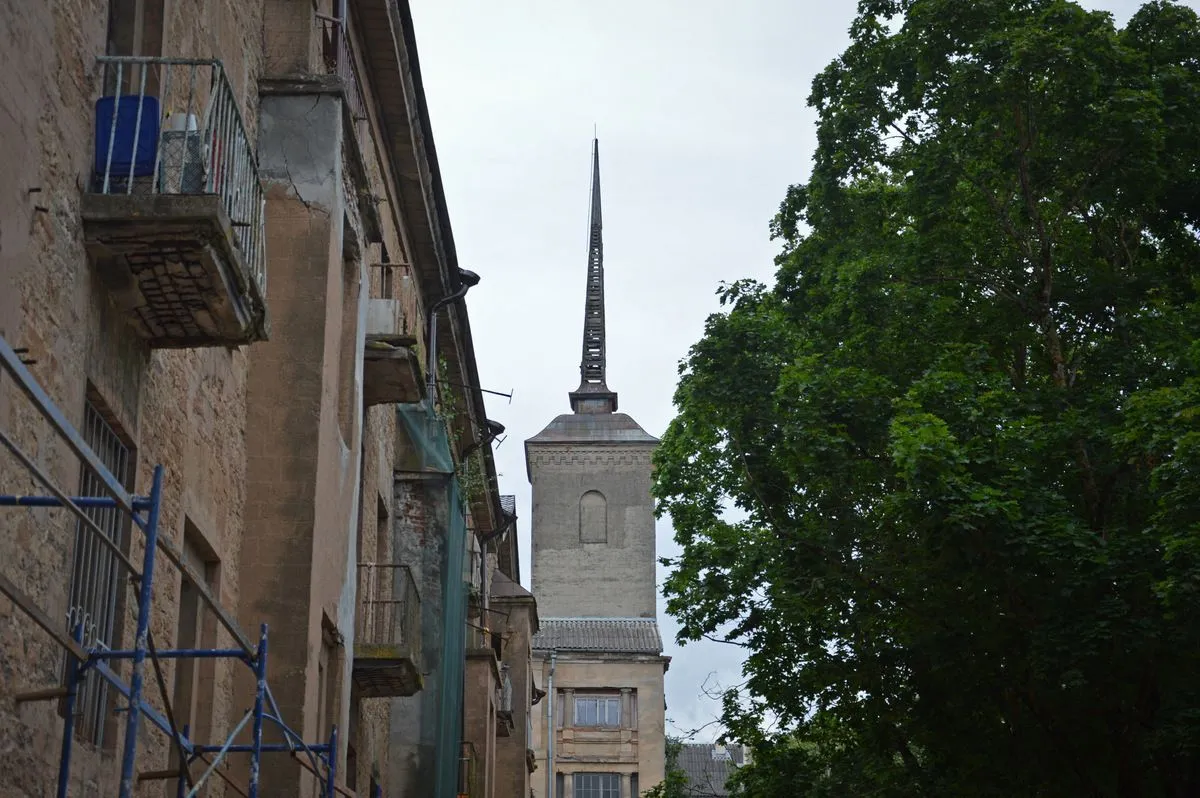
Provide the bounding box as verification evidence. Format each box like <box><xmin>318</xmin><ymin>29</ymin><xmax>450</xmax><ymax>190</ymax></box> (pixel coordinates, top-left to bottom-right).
<box><xmin>318</xmin><ymin>617</ymin><xmax>343</xmax><ymax>740</ymax></box>
<box><xmin>574</xmin><ymin>772</ymin><xmax>621</xmax><ymax>798</ymax></box>
<box><xmin>169</xmin><ymin>523</ymin><xmax>219</xmax><ymax>792</ymax></box>
<box><xmin>574</xmin><ymin>694</ymin><xmax>621</xmax><ymax>728</ymax></box>
<box><xmin>66</xmin><ymin>393</ymin><xmax>134</xmax><ymax>745</ymax></box>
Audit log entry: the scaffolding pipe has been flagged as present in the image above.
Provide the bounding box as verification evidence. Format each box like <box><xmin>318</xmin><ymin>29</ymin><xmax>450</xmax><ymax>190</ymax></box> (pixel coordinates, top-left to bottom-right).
<box><xmin>249</xmin><ymin>624</ymin><xmax>268</xmax><ymax>798</ymax></box>
<box><xmin>186</xmin><ymin>709</ymin><xmax>254</xmax><ymax>798</ymax></box>
<box><xmin>0</xmin><ymin>332</ymin><xmax>342</xmax><ymax>798</ymax></box>
<box><xmin>56</xmin><ymin>624</ymin><xmax>84</xmax><ymax>798</ymax></box>
<box><xmin>0</xmin><ymin>428</ymin><xmax>143</xmax><ymax>580</ymax></box>
<box><xmin>0</xmin><ymin>336</ymin><xmax>254</xmax><ymax>657</ymax></box>
<box><xmin>326</xmin><ymin>724</ymin><xmax>339</xmax><ymax>797</ymax></box>
<box><xmin>117</xmin><ymin>464</ymin><xmax>165</xmax><ymax>796</ymax></box>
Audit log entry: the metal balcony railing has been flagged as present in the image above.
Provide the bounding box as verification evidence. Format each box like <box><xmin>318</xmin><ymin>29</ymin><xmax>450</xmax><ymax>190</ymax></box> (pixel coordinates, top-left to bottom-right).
<box><xmin>320</xmin><ymin>14</ymin><xmax>367</xmax><ymax>133</ymax></box>
<box><xmin>357</xmin><ymin>562</ymin><xmax>421</xmax><ymax>661</ymax></box>
<box><xmin>91</xmin><ymin>56</ymin><xmax>266</xmax><ymax>302</ymax></box>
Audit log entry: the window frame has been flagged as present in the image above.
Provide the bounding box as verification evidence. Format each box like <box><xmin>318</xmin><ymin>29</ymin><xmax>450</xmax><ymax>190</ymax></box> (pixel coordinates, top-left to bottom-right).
<box><xmin>64</xmin><ymin>391</ymin><xmax>135</xmax><ymax>747</ymax></box>
<box><xmin>573</xmin><ymin>693</ymin><xmax>621</xmax><ymax>728</ymax></box>
<box><xmin>573</xmin><ymin>772</ymin><xmax>621</xmax><ymax>798</ymax></box>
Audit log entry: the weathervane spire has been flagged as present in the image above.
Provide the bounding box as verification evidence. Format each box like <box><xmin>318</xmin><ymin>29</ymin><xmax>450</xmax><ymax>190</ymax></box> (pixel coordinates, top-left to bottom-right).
<box><xmin>570</xmin><ymin>137</ymin><xmax>618</xmax><ymax>414</ymax></box>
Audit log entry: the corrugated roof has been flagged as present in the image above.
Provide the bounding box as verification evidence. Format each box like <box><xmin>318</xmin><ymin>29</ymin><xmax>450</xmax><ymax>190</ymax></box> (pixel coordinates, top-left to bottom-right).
<box><xmin>532</xmin><ymin>618</ymin><xmax>662</xmax><ymax>654</ymax></box>
<box><xmin>677</xmin><ymin>743</ymin><xmax>745</xmax><ymax>797</ymax></box>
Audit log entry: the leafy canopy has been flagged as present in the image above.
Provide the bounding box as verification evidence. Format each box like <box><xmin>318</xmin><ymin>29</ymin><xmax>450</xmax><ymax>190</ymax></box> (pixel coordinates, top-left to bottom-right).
<box><xmin>654</xmin><ymin>1</ymin><xmax>1200</xmax><ymax>795</ymax></box>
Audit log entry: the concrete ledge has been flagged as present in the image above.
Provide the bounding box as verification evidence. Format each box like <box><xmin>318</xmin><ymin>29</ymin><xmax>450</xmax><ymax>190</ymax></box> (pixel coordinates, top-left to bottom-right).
<box><xmin>81</xmin><ymin>193</ymin><xmax>268</xmax><ymax>347</ymax></box>
<box><xmin>258</xmin><ymin>73</ymin><xmax>344</xmax><ymax>96</ymax></box>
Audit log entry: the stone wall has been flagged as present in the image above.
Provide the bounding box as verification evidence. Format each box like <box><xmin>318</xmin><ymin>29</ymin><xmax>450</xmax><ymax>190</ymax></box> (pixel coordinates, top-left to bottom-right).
<box><xmin>389</xmin><ymin>474</ymin><xmax>453</xmax><ymax>797</ymax></box>
<box><xmin>495</xmin><ymin>596</ymin><xmax>538</xmax><ymax>798</ymax></box>
<box><xmin>0</xmin><ymin>1</ymin><xmax>442</xmax><ymax>796</ymax></box>
<box><xmin>528</xmin><ymin>444</ymin><xmax>659</xmax><ymax>620</ymax></box>
<box><xmin>0</xmin><ymin>1</ymin><xmax>261</xmax><ymax>796</ymax></box>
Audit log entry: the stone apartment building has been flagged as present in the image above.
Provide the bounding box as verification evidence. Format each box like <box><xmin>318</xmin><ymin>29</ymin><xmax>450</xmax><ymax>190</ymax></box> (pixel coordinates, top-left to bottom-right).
<box><xmin>0</xmin><ymin>1</ymin><xmax>525</xmax><ymax>796</ymax></box>
<box><xmin>528</xmin><ymin>141</ymin><xmax>670</xmax><ymax>798</ymax></box>
<box><xmin>456</xmin><ymin>496</ymin><xmax>543</xmax><ymax>798</ymax></box>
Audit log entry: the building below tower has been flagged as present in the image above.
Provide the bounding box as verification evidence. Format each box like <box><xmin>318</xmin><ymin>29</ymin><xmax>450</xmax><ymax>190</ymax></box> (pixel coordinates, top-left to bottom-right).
<box><xmin>531</xmin><ymin>620</ymin><xmax>668</xmax><ymax>798</ymax></box>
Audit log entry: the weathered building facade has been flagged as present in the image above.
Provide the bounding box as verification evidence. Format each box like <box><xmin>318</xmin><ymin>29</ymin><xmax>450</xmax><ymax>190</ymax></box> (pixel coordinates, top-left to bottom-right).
<box><xmin>0</xmin><ymin>1</ymin><xmax>509</xmax><ymax>796</ymax></box>
<box><xmin>528</xmin><ymin>141</ymin><xmax>669</xmax><ymax>798</ymax></box>
<box><xmin>455</xmin><ymin>497</ymin><xmax>543</xmax><ymax>798</ymax></box>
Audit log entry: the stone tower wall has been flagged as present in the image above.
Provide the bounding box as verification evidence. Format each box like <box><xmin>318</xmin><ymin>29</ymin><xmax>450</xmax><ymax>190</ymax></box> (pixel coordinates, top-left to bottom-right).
<box><xmin>528</xmin><ymin>443</ymin><xmax>658</xmax><ymax>619</ymax></box>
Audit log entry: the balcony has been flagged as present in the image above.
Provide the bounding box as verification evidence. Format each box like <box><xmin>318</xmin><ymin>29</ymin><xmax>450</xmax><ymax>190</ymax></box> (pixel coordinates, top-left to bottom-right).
<box><xmin>362</xmin><ymin>298</ymin><xmax>421</xmax><ymax>406</ymax></box>
<box><xmin>353</xmin><ymin>562</ymin><xmax>421</xmax><ymax>697</ymax></box>
<box><xmin>81</xmin><ymin>56</ymin><xmax>268</xmax><ymax>348</ymax></box>
<box><xmin>320</xmin><ymin>13</ymin><xmax>367</xmax><ymax>137</ymax></box>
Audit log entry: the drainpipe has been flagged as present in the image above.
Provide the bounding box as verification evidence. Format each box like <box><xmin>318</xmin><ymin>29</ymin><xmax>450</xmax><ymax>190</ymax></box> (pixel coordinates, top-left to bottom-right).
<box><xmin>545</xmin><ymin>650</ymin><xmax>557</xmax><ymax>798</ymax></box>
<box><xmin>424</xmin><ymin>269</ymin><xmax>480</xmax><ymax>407</ymax></box>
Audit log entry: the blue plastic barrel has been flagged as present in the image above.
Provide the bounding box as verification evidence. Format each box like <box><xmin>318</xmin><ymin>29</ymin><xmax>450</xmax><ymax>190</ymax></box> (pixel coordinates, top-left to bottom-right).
<box><xmin>94</xmin><ymin>95</ymin><xmax>161</xmax><ymax>182</ymax></box>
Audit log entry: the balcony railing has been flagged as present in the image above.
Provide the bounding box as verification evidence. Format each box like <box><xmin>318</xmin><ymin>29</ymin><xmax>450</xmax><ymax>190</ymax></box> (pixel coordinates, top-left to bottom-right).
<box><xmin>320</xmin><ymin>14</ymin><xmax>367</xmax><ymax>134</ymax></box>
<box><xmin>354</xmin><ymin>562</ymin><xmax>422</xmax><ymax>697</ymax></box>
<box><xmin>82</xmin><ymin>56</ymin><xmax>268</xmax><ymax>346</ymax></box>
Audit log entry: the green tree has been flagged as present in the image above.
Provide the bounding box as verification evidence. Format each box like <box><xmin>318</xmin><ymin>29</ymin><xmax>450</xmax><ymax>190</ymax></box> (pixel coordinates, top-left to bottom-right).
<box><xmin>643</xmin><ymin>738</ymin><xmax>691</xmax><ymax>797</ymax></box>
<box><xmin>654</xmin><ymin>1</ymin><xmax>1200</xmax><ymax>795</ymax></box>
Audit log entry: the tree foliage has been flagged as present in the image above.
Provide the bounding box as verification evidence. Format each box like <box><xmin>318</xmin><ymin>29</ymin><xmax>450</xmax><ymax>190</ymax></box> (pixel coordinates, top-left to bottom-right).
<box><xmin>654</xmin><ymin>1</ymin><xmax>1200</xmax><ymax>795</ymax></box>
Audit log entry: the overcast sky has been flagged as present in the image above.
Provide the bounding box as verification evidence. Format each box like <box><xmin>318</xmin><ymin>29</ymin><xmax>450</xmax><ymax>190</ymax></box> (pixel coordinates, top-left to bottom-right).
<box><xmin>408</xmin><ymin>0</ymin><xmax>1196</xmax><ymax>742</ymax></box>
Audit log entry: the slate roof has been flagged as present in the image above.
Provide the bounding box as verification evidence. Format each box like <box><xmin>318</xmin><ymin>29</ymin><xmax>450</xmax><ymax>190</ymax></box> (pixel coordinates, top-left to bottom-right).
<box><xmin>490</xmin><ymin>569</ymin><xmax>533</xmax><ymax>600</ymax></box>
<box><xmin>531</xmin><ymin>618</ymin><xmax>663</xmax><ymax>654</ymax></box>
<box><xmin>526</xmin><ymin>412</ymin><xmax>659</xmax><ymax>445</ymax></box>
<box><xmin>677</xmin><ymin>744</ymin><xmax>746</xmax><ymax>797</ymax></box>
<box><xmin>500</xmin><ymin>495</ymin><xmax>517</xmax><ymax>516</ymax></box>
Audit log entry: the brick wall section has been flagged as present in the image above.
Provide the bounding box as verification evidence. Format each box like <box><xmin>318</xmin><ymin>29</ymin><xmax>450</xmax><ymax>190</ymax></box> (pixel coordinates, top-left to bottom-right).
<box><xmin>389</xmin><ymin>475</ymin><xmax>452</xmax><ymax>796</ymax></box>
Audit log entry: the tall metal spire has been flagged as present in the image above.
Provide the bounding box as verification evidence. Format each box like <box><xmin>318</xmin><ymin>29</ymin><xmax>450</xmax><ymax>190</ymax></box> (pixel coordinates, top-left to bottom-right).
<box><xmin>570</xmin><ymin>138</ymin><xmax>618</xmax><ymax>414</ymax></box>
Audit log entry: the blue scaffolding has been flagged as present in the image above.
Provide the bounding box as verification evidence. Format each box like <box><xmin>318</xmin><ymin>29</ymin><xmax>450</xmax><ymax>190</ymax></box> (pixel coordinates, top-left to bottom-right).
<box><xmin>0</xmin><ymin>334</ymin><xmax>339</xmax><ymax>797</ymax></box>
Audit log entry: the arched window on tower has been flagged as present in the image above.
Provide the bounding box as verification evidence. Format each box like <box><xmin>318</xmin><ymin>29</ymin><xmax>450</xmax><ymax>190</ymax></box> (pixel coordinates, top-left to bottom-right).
<box><xmin>579</xmin><ymin>490</ymin><xmax>607</xmax><ymax>544</ymax></box>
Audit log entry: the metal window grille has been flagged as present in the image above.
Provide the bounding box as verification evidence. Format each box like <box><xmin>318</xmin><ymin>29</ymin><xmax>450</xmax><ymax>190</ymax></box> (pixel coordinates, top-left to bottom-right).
<box><xmin>573</xmin><ymin>772</ymin><xmax>621</xmax><ymax>798</ymax></box>
<box><xmin>574</xmin><ymin>695</ymin><xmax>621</xmax><ymax>728</ymax></box>
<box><xmin>65</xmin><ymin>398</ymin><xmax>132</xmax><ymax>745</ymax></box>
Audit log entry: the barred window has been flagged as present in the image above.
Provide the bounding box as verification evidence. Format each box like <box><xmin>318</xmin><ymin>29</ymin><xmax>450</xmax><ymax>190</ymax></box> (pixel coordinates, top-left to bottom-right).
<box><xmin>65</xmin><ymin>394</ymin><xmax>134</xmax><ymax>745</ymax></box>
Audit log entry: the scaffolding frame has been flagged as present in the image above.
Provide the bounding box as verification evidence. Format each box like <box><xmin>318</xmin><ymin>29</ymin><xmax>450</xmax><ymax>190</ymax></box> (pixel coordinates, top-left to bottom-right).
<box><xmin>0</xmin><ymin>334</ymin><xmax>340</xmax><ymax>798</ymax></box>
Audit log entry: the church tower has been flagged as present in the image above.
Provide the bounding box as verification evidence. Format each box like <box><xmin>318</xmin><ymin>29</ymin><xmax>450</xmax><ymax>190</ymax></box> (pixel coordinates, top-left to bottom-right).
<box><xmin>527</xmin><ymin>139</ymin><xmax>660</xmax><ymax>619</ymax></box>
<box><xmin>528</xmin><ymin>140</ymin><xmax>668</xmax><ymax>798</ymax></box>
